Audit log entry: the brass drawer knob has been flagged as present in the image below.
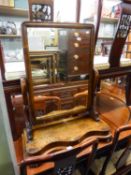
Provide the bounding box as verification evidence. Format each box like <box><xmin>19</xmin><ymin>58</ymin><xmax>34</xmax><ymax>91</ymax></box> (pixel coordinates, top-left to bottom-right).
<box><xmin>74</xmin><ymin>43</ymin><xmax>79</xmax><ymax>47</ymax></box>
<box><xmin>74</xmin><ymin>32</ymin><xmax>79</xmax><ymax>37</ymax></box>
<box><xmin>76</xmin><ymin>37</ymin><xmax>82</xmax><ymax>41</ymax></box>
<box><xmin>86</xmin><ymin>30</ymin><xmax>90</xmax><ymax>35</ymax></box>
<box><xmin>74</xmin><ymin>66</ymin><xmax>79</xmax><ymax>71</ymax></box>
<box><xmin>73</xmin><ymin>55</ymin><xmax>79</xmax><ymax>60</ymax></box>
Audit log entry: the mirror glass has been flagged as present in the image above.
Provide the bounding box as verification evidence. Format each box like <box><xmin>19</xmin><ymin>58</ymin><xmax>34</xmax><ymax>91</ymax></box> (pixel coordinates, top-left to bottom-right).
<box><xmin>27</xmin><ymin>27</ymin><xmax>92</xmax><ymax>85</ymax></box>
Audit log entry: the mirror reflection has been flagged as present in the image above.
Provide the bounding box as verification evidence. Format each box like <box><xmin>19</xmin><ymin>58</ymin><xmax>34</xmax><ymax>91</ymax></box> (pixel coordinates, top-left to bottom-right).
<box><xmin>27</xmin><ymin>27</ymin><xmax>91</xmax><ymax>85</ymax></box>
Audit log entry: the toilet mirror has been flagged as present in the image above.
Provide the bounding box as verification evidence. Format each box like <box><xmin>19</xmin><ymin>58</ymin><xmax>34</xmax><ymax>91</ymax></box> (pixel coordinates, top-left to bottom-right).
<box><xmin>22</xmin><ymin>22</ymin><xmax>95</xmax><ymax>120</ymax></box>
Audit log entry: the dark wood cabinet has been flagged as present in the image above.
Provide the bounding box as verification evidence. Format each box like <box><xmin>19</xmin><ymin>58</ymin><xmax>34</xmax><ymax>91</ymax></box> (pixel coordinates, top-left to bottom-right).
<box><xmin>58</xmin><ymin>29</ymin><xmax>93</xmax><ymax>80</ymax></box>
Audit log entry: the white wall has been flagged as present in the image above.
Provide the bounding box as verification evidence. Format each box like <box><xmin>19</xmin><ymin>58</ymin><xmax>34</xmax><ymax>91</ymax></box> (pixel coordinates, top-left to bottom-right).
<box><xmin>54</xmin><ymin>0</ymin><xmax>77</xmax><ymax>22</ymax></box>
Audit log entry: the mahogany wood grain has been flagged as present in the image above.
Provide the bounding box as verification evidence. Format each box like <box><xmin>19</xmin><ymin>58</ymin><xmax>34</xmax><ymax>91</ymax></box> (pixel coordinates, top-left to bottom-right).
<box><xmin>23</xmin><ymin>116</ymin><xmax>111</xmax><ymax>155</ymax></box>
<box><xmin>19</xmin><ymin>92</ymin><xmax>130</xmax><ymax>159</ymax></box>
<box><xmin>14</xmin><ymin>121</ymin><xmax>131</xmax><ymax>175</ymax></box>
<box><xmin>3</xmin><ymin>79</ymin><xmax>22</xmax><ymax>140</ymax></box>
<box><xmin>14</xmin><ymin>104</ymin><xmax>131</xmax><ymax>175</ymax></box>
<box><xmin>14</xmin><ymin>120</ymin><xmax>131</xmax><ymax>162</ymax></box>
<box><xmin>96</xmin><ymin>92</ymin><xmax>131</xmax><ymax>129</ymax></box>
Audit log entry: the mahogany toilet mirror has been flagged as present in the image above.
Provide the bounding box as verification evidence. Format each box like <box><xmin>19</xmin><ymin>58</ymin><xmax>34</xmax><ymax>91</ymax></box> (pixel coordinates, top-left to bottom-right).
<box><xmin>22</xmin><ymin>22</ymin><xmax>96</xmax><ymax>122</ymax></box>
<box><xmin>20</xmin><ymin>21</ymin><xmax>113</xmax><ymax>155</ymax></box>
<box><xmin>20</xmin><ymin>0</ymin><xmax>123</xmax><ymax>155</ymax></box>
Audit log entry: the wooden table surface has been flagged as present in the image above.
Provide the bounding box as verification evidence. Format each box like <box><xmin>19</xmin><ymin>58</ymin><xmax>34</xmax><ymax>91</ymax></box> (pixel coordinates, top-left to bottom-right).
<box><xmin>14</xmin><ymin>92</ymin><xmax>131</xmax><ymax>174</ymax></box>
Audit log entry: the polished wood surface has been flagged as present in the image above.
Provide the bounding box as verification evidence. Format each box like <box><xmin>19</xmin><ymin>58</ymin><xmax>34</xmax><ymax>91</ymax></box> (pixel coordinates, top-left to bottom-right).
<box><xmin>15</xmin><ymin>122</ymin><xmax>131</xmax><ymax>175</ymax></box>
<box><xmin>14</xmin><ymin>90</ymin><xmax>131</xmax><ymax>174</ymax></box>
<box><xmin>15</xmin><ymin>120</ymin><xmax>131</xmax><ymax>163</ymax></box>
<box><xmin>96</xmin><ymin>92</ymin><xmax>130</xmax><ymax>129</ymax></box>
<box><xmin>23</xmin><ymin>116</ymin><xmax>110</xmax><ymax>155</ymax></box>
<box><xmin>21</xmin><ymin>91</ymin><xmax>130</xmax><ymax>156</ymax></box>
<box><xmin>3</xmin><ymin>79</ymin><xmax>22</xmax><ymax>140</ymax></box>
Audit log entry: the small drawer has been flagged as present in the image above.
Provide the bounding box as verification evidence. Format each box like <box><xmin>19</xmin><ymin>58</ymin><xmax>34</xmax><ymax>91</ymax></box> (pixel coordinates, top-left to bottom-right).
<box><xmin>68</xmin><ymin>48</ymin><xmax>90</xmax><ymax>57</ymax></box>
<box><xmin>69</xmin><ymin>41</ymin><xmax>90</xmax><ymax>49</ymax></box>
<box><xmin>70</xmin><ymin>31</ymin><xmax>91</xmax><ymax>39</ymax></box>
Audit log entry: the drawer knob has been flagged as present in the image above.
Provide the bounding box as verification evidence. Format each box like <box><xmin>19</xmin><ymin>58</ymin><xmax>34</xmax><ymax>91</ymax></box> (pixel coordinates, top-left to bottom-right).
<box><xmin>76</xmin><ymin>37</ymin><xmax>82</xmax><ymax>41</ymax></box>
<box><xmin>86</xmin><ymin>30</ymin><xmax>90</xmax><ymax>35</ymax></box>
<box><xmin>73</xmin><ymin>55</ymin><xmax>79</xmax><ymax>60</ymax></box>
<box><xmin>74</xmin><ymin>66</ymin><xmax>79</xmax><ymax>71</ymax></box>
<box><xmin>74</xmin><ymin>32</ymin><xmax>79</xmax><ymax>37</ymax></box>
<box><xmin>74</xmin><ymin>43</ymin><xmax>79</xmax><ymax>47</ymax></box>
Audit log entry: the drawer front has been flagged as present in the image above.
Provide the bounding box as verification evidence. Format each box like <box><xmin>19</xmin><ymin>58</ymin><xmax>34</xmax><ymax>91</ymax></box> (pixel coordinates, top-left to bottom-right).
<box><xmin>70</xmin><ymin>30</ymin><xmax>91</xmax><ymax>40</ymax></box>
<box><xmin>68</xmin><ymin>40</ymin><xmax>90</xmax><ymax>49</ymax></box>
<box><xmin>68</xmin><ymin>62</ymin><xmax>90</xmax><ymax>76</ymax></box>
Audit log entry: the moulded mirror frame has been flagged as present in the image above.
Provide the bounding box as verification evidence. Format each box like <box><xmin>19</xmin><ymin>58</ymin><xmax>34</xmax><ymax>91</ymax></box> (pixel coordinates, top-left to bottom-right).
<box><xmin>22</xmin><ymin>21</ymin><xmax>95</xmax><ymax>123</ymax></box>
